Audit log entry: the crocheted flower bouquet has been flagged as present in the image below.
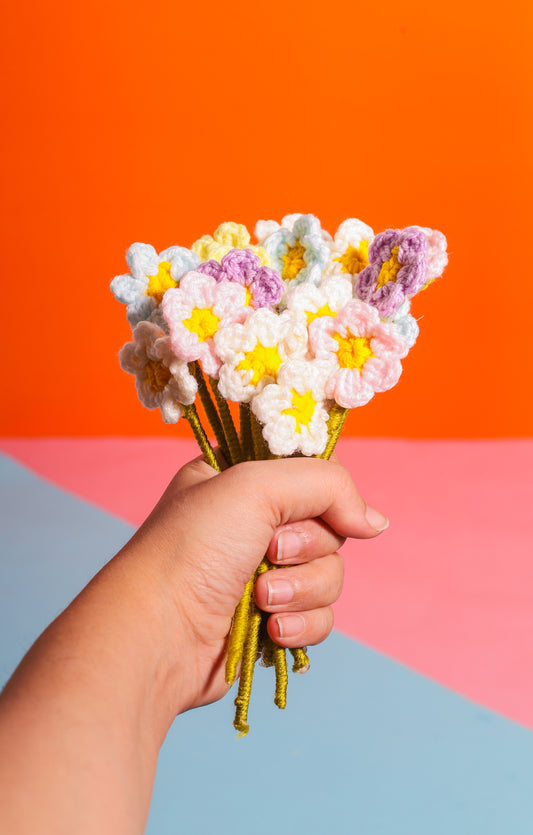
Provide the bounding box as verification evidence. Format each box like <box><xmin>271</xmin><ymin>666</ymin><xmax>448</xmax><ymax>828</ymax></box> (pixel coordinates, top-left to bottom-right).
<box><xmin>111</xmin><ymin>214</ymin><xmax>447</xmax><ymax>735</ymax></box>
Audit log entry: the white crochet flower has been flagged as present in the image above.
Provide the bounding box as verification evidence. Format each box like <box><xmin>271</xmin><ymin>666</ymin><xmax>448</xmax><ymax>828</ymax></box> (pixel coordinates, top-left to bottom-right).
<box><xmin>254</xmin><ymin>214</ymin><xmax>331</xmax><ymax>293</ymax></box>
<box><xmin>162</xmin><ymin>272</ymin><xmax>250</xmax><ymax>379</ymax></box>
<box><xmin>324</xmin><ymin>218</ymin><xmax>374</xmax><ymax>281</ymax></box>
<box><xmin>118</xmin><ymin>321</ymin><xmax>197</xmax><ymax>424</ymax></box>
<box><xmin>215</xmin><ymin>308</ymin><xmax>308</xmax><ymax>403</ymax></box>
<box><xmin>111</xmin><ymin>243</ymin><xmax>199</xmax><ymax>327</ymax></box>
<box><xmin>252</xmin><ymin>359</ymin><xmax>333</xmax><ymax>457</ymax></box>
<box><xmin>284</xmin><ymin>276</ymin><xmax>353</xmax><ymax>327</ymax></box>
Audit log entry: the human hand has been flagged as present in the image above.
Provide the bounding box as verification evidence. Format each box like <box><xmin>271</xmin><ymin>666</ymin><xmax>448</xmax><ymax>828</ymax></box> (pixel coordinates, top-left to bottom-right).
<box><xmin>0</xmin><ymin>455</ymin><xmax>389</xmax><ymax>834</ymax></box>
<box><xmin>127</xmin><ymin>456</ymin><xmax>389</xmax><ymax>717</ymax></box>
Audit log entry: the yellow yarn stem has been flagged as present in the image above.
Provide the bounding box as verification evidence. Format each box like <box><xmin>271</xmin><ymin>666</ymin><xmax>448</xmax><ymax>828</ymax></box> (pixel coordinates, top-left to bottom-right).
<box><xmin>193</xmin><ymin>364</ymin><xmax>231</xmax><ymax>465</ymax></box>
<box><xmin>239</xmin><ymin>403</ymin><xmax>254</xmax><ymax>462</ymax></box>
<box><xmin>183</xmin><ymin>404</ymin><xmax>221</xmax><ymax>472</ymax></box>
<box><xmin>209</xmin><ymin>379</ymin><xmax>244</xmax><ymax>465</ymax></box>
<box><xmin>319</xmin><ymin>404</ymin><xmax>349</xmax><ymax>460</ymax></box>
<box><xmin>233</xmin><ymin>560</ymin><xmax>269</xmax><ymax>736</ymax></box>
<box><xmin>225</xmin><ymin>575</ymin><xmax>254</xmax><ymax>685</ymax></box>
<box><xmin>290</xmin><ymin>647</ymin><xmax>310</xmax><ymax>673</ymax></box>
<box><xmin>274</xmin><ymin>644</ymin><xmax>288</xmax><ymax>709</ymax></box>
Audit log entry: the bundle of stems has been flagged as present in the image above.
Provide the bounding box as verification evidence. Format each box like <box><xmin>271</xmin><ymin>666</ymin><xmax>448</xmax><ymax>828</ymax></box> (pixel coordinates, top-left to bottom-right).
<box><xmin>183</xmin><ymin>362</ymin><xmax>347</xmax><ymax>735</ymax></box>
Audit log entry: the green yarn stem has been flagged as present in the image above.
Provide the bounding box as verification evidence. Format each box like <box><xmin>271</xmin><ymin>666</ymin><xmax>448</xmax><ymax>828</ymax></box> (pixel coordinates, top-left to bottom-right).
<box><xmin>193</xmin><ymin>364</ymin><xmax>231</xmax><ymax>465</ymax></box>
<box><xmin>290</xmin><ymin>647</ymin><xmax>310</xmax><ymax>673</ymax></box>
<box><xmin>273</xmin><ymin>644</ymin><xmax>288</xmax><ymax>709</ymax></box>
<box><xmin>209</xmin><ymin>379</ymin><xmax>244</xmax><ymax>465</ymax></box>
<box><xmin>233</xmin><ymin>560</ymin><xmax>269</xmax><ymax>736</ymax></box>
<box><xmin>260</xmin><ymin>630</ymin><xmax>276</xmax><ymax>668</ymax></box>
<box><xmin>251</xmin><ymin>413</ymin><xmax>270</xmax><ymax>461</ymax></box>
<box><xmin>225</xmin><ymin>574</ymin><xmax>255</xmax><ymax>685</ymax></box>
<box><xmin>319</xmin><ymin>404</ymin><xmax>349</xmax><ymax>460</ymax></box>
<box><xmin>239</xmin><ymin>403</ymin><xmax>254</xmax><ymax>462</ymax></box>
<box><xmin>183</xmin><ymin>404</ymin><xmax>221</xmax><ymax>472</ymax></box>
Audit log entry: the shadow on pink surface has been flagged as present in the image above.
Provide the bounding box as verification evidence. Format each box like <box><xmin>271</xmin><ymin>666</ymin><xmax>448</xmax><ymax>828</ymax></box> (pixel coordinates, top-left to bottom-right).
<box><xmin>1</xmin><ymin>437</ymin><xmax>532</xmax><ymax>730</ymax></box>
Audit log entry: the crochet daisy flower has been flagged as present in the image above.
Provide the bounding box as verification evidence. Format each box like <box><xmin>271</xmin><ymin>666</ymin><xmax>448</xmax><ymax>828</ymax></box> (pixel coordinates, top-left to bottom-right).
<box><xmin>110</xmin><ymin>243</ymin><xmax>199</xmax><ymax>327</ymax></box>
<box><xmin>354</xmin><ymin>227</ymin><xmax>429</xmax><ymax>318</ymax></box>
<box><xmin>196</xmin><ymin>249</ymin><xmax>284</xmax><ymax>310</ymax></box>
<box><xmin>162</xmin><ymin>272</ymin><xmax>249</xmax><ymax>378</ymax></box>
<box><xmin>256</xmin><ymin>213</ymin><xmax>331</xmax><ymax>293</ymax></box>
<box><xmin>310</xmin><ymin>299</ymin><xmax>408</xmax><ymax>409</ymax></box>
<box><xmin>252</xmin><ymin>359</ymin><xmax>333</xmax><ymax>456</ymax></box>
<box><xmin>284</xmin><ymin>276</ymin><xmax>353</xmax><ymax>326</ymax></box>
<box><xmin>118</xmin><ymin>321</ymin><xmax>197</xmax><ymax>423</ymax></box>
<box><xmin>192</xmin><ymin>221</ymin><xmax>271</xmax><ymax>267</ymax></box>
<box><xmin>324</xmin><ymin>218</ymin><xmax>374</xmax><ymax>280</ymax></box>
<box><xmin>215</xmin><ymin>308</ymin><xmax>308</xmax><ymax>403</ymax></box>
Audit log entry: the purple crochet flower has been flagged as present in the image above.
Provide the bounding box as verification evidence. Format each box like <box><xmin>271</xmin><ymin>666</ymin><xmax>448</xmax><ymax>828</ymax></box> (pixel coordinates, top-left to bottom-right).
<box><xmin>355</xmin><ymin>227</ymin><xmax>428</xmax><ymax>318</ymax></box>
<box><xmin>196</xmin><ymin>259</ymin><xmax>225</xmax><ymax>281</ymax></box>
<box><xmin>197</xmin><ymin>249</ymin><xmax>283</xmax><ymax>310</ymax></box>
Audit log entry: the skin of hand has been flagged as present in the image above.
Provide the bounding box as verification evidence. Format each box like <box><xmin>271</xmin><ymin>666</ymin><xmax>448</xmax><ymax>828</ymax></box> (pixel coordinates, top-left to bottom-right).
<box><xmin>138</xmin><ymin>456</ymin><xmax>389</xmax><ymax>714</ymax></box>
<box><xmin>0</xmin><ymin>456</ymin><xmax>388</xmax><ymax>835</ymax></box>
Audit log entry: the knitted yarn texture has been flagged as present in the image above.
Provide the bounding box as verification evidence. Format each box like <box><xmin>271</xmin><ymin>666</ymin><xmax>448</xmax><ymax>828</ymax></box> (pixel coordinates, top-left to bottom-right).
<box><xmin>111</xmin><ymin>212</ymin><xmax>447</xmax><ymax>734</ymax></box>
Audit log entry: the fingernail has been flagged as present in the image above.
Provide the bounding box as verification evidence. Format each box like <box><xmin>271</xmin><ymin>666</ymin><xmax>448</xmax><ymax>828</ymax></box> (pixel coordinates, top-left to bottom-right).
<box><xmin>276</xmin><ymin>614</ymin><xmax>305</xmax><ymax>638</ymax></box>
<box><xmin>267</xmin><ymin>579</ymin><xmax>294</xmax><ymax>606</ymax></box>
<box><xmin>277</xmin><ymin>530</ymin><xmax>303</xmax><ymax>562</ymax></box>
<box><xmin>365</xmin><ymin>505</ymin><xmax>389</xmax><ymax>532</ymax></box>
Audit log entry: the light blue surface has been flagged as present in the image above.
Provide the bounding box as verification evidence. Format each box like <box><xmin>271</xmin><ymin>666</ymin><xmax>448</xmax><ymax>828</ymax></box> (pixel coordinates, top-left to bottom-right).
<box><xmin>2</xmin><ymin>452</ymin><xmax>533</xmax><ymax>834</ymax></box>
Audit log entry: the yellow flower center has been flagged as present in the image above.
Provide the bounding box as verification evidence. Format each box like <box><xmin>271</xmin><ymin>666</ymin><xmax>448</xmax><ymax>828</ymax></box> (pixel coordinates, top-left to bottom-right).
<box><xmin>237</xmin><ymin>343</ymin><xmax>282</xmax><ymax>386</ymax></box>
<box><xmin>281</xmin><ymin>389</ymin><xmax>316</xmax><ymax>433</ymax></box>
<box><xmin>376</xmin><ymin>245</ymin><xmax>401</xmax><ymax>289</ymax></box>
<box><xmin>334</xmin><ymin>333</ymin><xmax>374</xmax><ymax>371</ymax></box>
<box><xmin>282</xmin><ymin>240</ymin><xmax>306</xmax><ymax>281</ymax></box>
<box><xmin>182</xmin><ymin>307</ymin><xmax>220</xmax><ymax>342</ymax></box>
<box><xmin>334</xmin><ymin>241</ymin><xmax>369</xmax><ymax>275</ymax></box>
<box><xmin>306</xmin><ymin>303</ymin><xmax>336</xmax><ymax>324</ymax></box>
<box><xmin>245</xmin><ymin>285</ymin><xmax>253</xmax><ymax>306</ymax></box>
<box><xmin>144</xmin><ymin>359</ymin><xmax>171</xmax><ymax>393</ymax></box>
<box><xmin>145</xmin><ymin>261</ymin><xmax>178</xmax><ymax>304</ymax></box>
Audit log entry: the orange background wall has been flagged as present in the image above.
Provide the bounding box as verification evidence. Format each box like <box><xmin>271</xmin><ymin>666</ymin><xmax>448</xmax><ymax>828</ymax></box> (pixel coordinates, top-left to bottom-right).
<box><xmin>1</xmin><ymin>0</ymin><xmax>531</xmax><ymax>437</ymax></box>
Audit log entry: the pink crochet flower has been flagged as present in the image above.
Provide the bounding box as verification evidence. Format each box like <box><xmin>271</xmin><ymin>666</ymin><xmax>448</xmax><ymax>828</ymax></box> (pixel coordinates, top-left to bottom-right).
<box><xmin>418</xmin><ymin>227</ymin><xmax>448</xmax><ymax>286</ymax></box>
<box><xmin>162</xmin><ymin>271</ymin><xmax>249</xmax><ymax>378</ymax></box>
<box><xmin>309</xmin><ymin>300</ymin><xmax>408</xmax><ymax>408</ymax></box>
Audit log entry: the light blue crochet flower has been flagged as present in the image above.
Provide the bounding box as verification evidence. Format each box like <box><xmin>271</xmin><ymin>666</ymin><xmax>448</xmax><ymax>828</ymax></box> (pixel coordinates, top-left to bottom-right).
<box><xmin>110</xmin><ymin>243</ymin><xmax>199</xmax><ymax>327</ymax></box>
<box><xmin>386</xmin><ymin>300</ymin><xmax>419</xmax><ymax>349</ymax></box>
<box><xmin>258</xmin><ymin>214</ymin><xmax>330</xmax><ymax>295</ymax></box>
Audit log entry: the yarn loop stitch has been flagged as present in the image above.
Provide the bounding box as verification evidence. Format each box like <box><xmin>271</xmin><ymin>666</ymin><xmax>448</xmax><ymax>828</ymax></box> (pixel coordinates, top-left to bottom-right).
<box><xmin>111</xmin><ymin>212</ymin><xmax>447</xmax><ymax>734</ymax></box>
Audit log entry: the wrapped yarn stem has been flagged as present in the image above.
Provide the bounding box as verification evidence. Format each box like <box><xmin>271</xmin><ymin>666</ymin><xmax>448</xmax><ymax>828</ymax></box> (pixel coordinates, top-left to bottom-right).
<box><xmin>225</xmin><ymin>575</ymin><xmax>255</xmax><ymax>685</ymax></box>
<box><xmin>239</xmin><ymin>403</ymin><xmax>254</xmax><ymax>461</ymax></box>
<box><xmin>209</xmin><ymin>379</ymin><xmax>244</xmax><ymax>465</ymax></box>
<box><xmin>233</xmin><ymin>560</ymin><xmax>269</xmax><ymax>736</ymax></box>
<box><xmin>193</xmin><ymin>364</ymin><xmax>231</xmax><ymax>465</ymax></box>
<box><xmin>183</xmin><ymin>404</ymin><xmax>221</xmax><ymax>472</ymax></box>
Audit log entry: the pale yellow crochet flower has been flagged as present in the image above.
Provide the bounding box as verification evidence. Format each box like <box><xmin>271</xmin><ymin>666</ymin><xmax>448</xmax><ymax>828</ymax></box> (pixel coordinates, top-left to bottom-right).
<box><xmin>192</xmin><ymin>221</ymin><xmax>272</xmax><ymax>267</ymax></box>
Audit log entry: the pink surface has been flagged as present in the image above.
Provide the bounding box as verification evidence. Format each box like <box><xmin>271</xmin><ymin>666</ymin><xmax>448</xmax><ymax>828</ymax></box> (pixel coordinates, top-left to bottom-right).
<box><xmin>1</xmin><ymin>437</ymin><xmax>532</xmax><ymax>729</ymax></box>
